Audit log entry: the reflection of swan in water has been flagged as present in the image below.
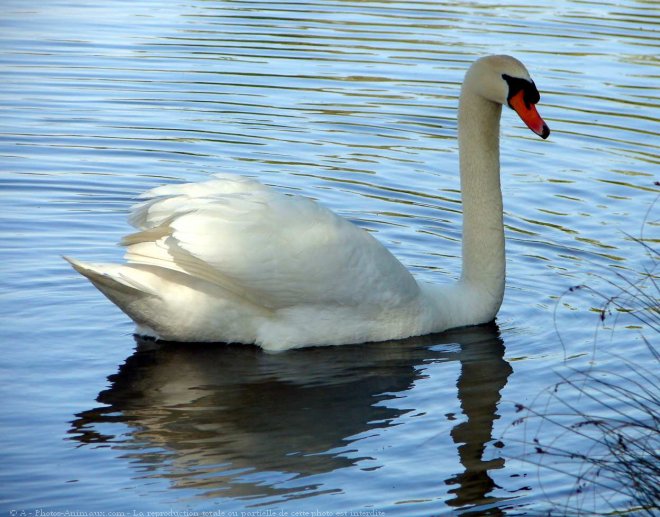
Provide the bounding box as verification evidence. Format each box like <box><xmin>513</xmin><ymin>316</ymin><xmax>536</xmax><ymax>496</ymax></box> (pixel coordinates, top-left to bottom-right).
<box><xmin>69</xmin><ymin>324</ymin><xmax>512</xmax><ymax>509</ymax></box>
<box><xmin>445</xmin><ymin>329</ymin><xmax>513</xmax><ymax>511</ymax></box>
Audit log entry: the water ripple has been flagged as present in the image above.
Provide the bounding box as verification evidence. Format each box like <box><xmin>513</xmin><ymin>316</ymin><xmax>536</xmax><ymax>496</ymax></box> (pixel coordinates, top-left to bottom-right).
<box><xmin>1</xmin><ymin>0</ymin><xmax>658</xmax><ymax>514</ymax></box>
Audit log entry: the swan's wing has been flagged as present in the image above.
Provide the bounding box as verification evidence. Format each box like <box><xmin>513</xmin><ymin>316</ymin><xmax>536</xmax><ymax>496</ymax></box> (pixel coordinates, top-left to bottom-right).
<box><xmin>128</xmin><ymin>174</ymin><xmax>269</xmax><ymax>230</ymax></box>
<box><xmin>122</xmin><ymin>175</ymin><xmax>420</xmax><ymax>310</ymax></box>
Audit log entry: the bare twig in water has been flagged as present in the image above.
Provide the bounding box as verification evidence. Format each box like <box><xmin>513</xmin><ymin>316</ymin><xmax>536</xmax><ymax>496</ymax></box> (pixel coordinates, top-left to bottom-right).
<box><xmin>508</xmin><ymin>197</ymin><xmax>659</xmax><ymax>516</ymax></box>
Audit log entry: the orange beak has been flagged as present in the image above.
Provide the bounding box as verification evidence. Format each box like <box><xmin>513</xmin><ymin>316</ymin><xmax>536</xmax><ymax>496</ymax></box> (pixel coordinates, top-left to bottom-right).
<box><xmin>509</xmin><ymin>90</ymin><xmax>550</xmax><ymax>139</ymax></box>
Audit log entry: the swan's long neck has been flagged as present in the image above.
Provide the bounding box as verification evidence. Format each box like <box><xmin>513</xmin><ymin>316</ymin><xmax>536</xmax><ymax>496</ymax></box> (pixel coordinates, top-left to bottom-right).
<box><xmin>455</xmin><ymin>84</ymin><xmax>505</xmax><ymax>314</ymax></box>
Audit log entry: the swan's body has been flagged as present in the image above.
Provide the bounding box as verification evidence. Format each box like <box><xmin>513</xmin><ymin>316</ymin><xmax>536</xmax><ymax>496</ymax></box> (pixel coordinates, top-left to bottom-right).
<box><xmin>67</xmin><ymin>55</ymin><xmax>549</xmax><ymax>351</ymax></box>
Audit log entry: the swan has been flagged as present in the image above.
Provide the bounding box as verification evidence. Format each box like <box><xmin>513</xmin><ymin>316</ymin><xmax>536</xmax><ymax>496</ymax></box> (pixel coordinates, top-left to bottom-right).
<box><xmin>66</xmin><ymin>55</ymin><xmax>550</xmax><ymax>351</ymax></box>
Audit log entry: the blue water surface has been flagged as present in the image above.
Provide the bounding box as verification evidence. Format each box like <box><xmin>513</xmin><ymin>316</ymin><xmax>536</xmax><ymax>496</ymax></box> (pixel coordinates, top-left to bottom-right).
<box><xmin>1</xmin><ymin>1</ymin><xmax>658</xmax><ymax>515</ymax></box>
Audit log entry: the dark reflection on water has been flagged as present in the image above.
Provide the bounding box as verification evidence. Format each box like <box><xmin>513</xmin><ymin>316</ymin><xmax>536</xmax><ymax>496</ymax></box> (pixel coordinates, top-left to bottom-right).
<box><xmin>445</xmin><ymin>335</ymin><xmax>513</xmax><ymax>514</ymax></box>
<box><xmin>69</xmin><ymin>324</ymin><xmax>512</xmax><ymax>510</ymax></box>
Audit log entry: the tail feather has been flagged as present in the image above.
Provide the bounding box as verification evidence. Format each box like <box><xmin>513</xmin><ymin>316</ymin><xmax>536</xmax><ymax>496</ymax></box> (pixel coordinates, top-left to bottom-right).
<box><xmin>63</xmin><ymin>256</ymin><xmax>158</xmax><ymax>298</ymax></box>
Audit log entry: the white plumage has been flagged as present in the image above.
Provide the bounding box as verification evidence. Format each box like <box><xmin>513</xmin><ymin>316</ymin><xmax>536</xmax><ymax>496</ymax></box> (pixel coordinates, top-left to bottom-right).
<box><xmin>66</xmin><ymin>55</ymin><xmax>549</xmax><ymax>351</ymax></box>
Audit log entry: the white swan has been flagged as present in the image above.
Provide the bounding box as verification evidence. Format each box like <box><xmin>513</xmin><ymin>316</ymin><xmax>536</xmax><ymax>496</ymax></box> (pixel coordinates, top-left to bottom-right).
<box><xmin>66</xmin><ymin>55</ymin><xmax>549</xmax><ymax>351</ymax></box>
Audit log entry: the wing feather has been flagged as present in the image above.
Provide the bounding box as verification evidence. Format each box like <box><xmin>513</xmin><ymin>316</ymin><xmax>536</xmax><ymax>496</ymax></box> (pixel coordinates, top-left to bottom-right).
<box><xmin>122</xmin><ymin>175</ymin><xmax>420</xmax><ymax>310</ymax></box>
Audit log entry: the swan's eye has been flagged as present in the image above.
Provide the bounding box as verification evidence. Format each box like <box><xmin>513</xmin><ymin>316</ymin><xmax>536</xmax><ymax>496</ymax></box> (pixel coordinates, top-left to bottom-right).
<box><xmin>502</xmin><ymin>74</ymin><xmax>540</xmax><ymax>109</ymax></box>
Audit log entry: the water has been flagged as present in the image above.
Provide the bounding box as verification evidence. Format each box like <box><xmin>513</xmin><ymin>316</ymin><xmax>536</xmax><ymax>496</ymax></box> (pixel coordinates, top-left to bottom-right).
<box><xmin>1</xmin><ymin>0</ymin><xmax>658</xmax><ymax>514</ymax></box>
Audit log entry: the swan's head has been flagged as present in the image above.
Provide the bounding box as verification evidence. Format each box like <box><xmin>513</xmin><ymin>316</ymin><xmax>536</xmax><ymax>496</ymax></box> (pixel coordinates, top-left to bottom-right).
<box><xmin>465</xmin><ymin>55</ymin><xmax>550</xmax><ymax>139</ymax></box>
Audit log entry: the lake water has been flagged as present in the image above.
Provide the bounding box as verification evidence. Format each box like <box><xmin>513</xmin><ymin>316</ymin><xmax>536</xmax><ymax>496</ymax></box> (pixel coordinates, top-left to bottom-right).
<box><xmin>1</xmin><ymin>0</ymin><xmax>658</xmax><ymax>515</ymax></box>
